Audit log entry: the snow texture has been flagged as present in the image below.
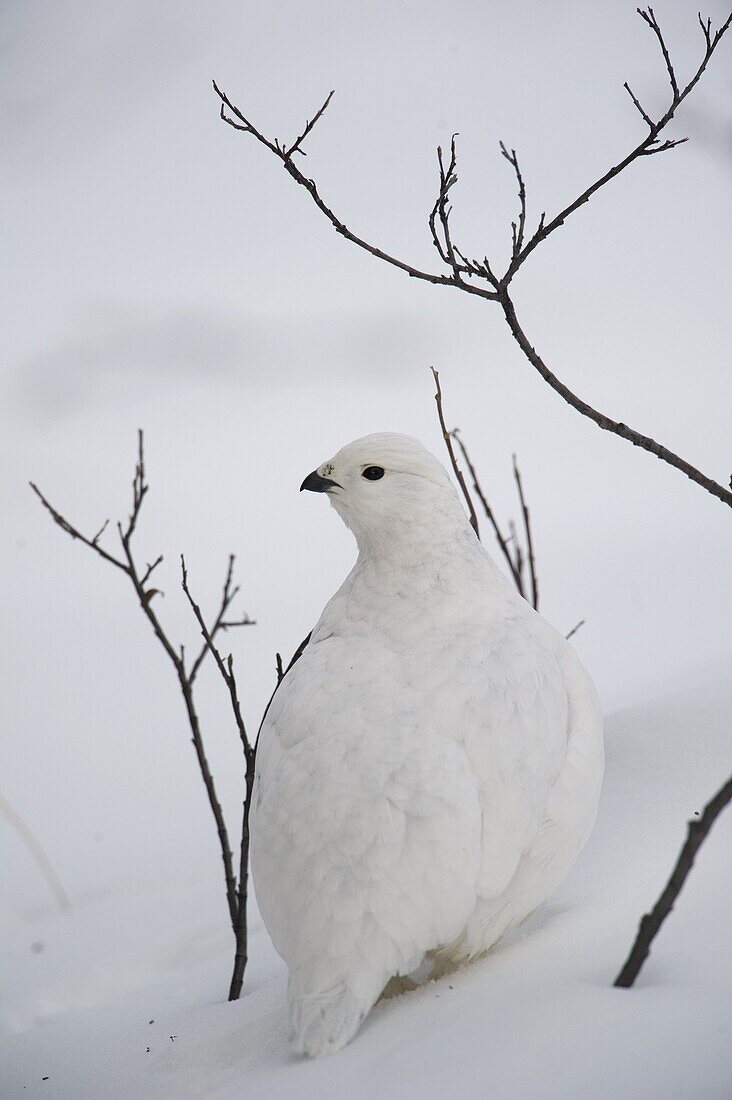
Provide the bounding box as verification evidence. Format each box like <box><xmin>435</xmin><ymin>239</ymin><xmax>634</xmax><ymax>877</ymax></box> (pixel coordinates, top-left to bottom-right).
<box><xmin>253</xmin><ymin>434</ymin><xmax>603</xmax><ymax>1055</ymax></box>
<box><xmin>2</xmin><ymin>682</ymin><xmax>730</xmax><ymax>1098</ymax></box>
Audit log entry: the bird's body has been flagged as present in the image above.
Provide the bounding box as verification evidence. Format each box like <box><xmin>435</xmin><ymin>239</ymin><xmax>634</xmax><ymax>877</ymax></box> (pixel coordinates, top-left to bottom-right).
<box><xmin>252</xmin><ymin>434</ymin><xmax>603</xmax><ymax>1057</ymax></box>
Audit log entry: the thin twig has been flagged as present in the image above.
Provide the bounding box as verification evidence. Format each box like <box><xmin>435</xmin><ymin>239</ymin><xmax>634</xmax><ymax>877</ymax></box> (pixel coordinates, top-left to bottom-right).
<box><xmin>180</xmin><ymin>555</ymin><xmax>256</xmax><ymax>1002</ymax></box>
<box><xmin>257</xmin><ymin>632</ymin><xmax>312</xmax><ymax>746</ymax></box>
<box><xmin>623</xmin><ymin>81</ymin><xmax>654</xmax><ymax>129</ymax></box>
<box><xmin>499</xmin><ymin>142</ymin><xmax>527</xmax><ymax>258</ymax></box>
<box><xmin>428</xmin><ymin>136</ymin><xmax>473</xmax><ymax>281</ymax></box>
<box><xmin>451</xmin><ymin>429</ymin><xmax>524</xmax><ymax>594</ymax></box>
<box><xmin>638</xmin><ymin>6</ymin><xmax>679</xmax><ymax>99</ymax></box>
<box><xmin>501</xmin><ymin>8</ymin><xmax>732</xmax><ymax>280</ymax></box>
<box><xmin>214</xmin><ymin>9</ymin><xmax>732</xmax><ymax>508</ymax></box>
<box><xmin>431</xmin><ymin>368</ymin><xmax>479</xmax><ymax>537</ymax></box>
<box><xmin>497</xmin><ymin>292</ymin><xmax>732</xmax><ymax>508</ymax></box>
<box><xmin>181</xmin><ymin>556</ymin><xmax>253</xmax><ymax>763</ymax></box>
<box><xmin>211</xmin><ymin>80</ymin><xmax>499</xmax><ymax>304</ymax></box>
<box><xmin>286</xmin><ymin>89</ymin><xmax>335</xmax><ymax>157</ymax></box>
<box><xmin>188</xmin><ymin>554</ymin><xmax>237</xmax><ymax>683</ymax></box>
<box><xmin>29</xmin><ymin>483</ymin><xmax>128</xmax><ymax>573</ymax></box>
<box><xmin>508</xmin><ymin>520</ymin><xmax>524</xmax><ymax>588</ymax></box>
<box><xmin>565</xmin><ymin>619</ymin><xmax>586</xmax><ymax>641</ymax></box>
<box><xmin>32</xmin><ymin>434</ymin><xmax>242</xmax><ymax>939</ymax></box>
<box><xmin>141</xmin><ymin>554</ymin><xmax>163</xmax><ymax>587</ymax></box>
<box><xmin>512</xmin><ymin>454</ymin><xmax>538</xmax><ymax>610</ymax></box>
<box><xmin>614</xmin><ymin>773</ymin><xmax>732</xmax><ymax>987</ymax></box>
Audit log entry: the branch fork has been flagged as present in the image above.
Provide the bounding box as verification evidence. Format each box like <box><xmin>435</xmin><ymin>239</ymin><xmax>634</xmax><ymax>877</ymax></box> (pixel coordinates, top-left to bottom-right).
<box><xmin>213</xmin><ymin>7</ymin><xmax>732</xmax><ymax>508</ymax></box>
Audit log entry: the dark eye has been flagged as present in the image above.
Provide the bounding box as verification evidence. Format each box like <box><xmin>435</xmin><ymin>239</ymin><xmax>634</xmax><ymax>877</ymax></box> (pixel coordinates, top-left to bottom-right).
<box><xmin>362</xmin><ymin>466</ymin><xmax>385</xmax><ymax>481</ymax></box>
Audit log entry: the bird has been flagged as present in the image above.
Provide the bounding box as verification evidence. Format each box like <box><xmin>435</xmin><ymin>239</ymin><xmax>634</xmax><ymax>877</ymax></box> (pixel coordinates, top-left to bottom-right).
<box><xmin>251</xmin><ymin>432</ymin><xmax>604</xmax><ymax>1058</ymax></box>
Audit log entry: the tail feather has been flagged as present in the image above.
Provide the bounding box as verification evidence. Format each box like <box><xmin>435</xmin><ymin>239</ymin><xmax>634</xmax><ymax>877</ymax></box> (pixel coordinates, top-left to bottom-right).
<box><xmin>289</xmin><ymin>980</ymin><xmax>373</xmax><ymax>1058</ymax></box>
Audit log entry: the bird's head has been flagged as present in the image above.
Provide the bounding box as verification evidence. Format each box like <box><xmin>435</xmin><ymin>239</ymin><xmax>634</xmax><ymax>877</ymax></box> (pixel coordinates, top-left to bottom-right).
<box><xmin>300</xmin><ymin>433</ymin><xmax>474</xmax><ymax>559</ymax></box>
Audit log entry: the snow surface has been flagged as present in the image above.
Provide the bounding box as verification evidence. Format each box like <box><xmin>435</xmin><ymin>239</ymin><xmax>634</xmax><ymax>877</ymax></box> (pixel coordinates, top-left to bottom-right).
<box><xmin>2</xmin><ymin>681</ymin><xmax>730</xmax><ymax>1099</ymax></box>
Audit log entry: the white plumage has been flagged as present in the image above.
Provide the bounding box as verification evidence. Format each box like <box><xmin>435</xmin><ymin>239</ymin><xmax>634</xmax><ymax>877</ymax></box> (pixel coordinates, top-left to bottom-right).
<box><xmin>252</xmin><ymin>433</ymin><xmax>604</xmax><ymax>1057</ymax></box>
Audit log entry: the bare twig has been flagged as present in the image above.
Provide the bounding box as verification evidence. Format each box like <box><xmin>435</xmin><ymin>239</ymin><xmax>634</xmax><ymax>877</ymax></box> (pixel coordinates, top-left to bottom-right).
<box><xmin>181</xmin><ymin>556</ymin><xmax>256</xmax><ymax>1001</ymax></box>
<box><xmin>434</xmin><ymin>388</ymin><xmax>541</xmax><ymax>611</ymax></box>
<box><xmin>181</xmin><ymin>556</ymin><xmax>253</xmax><ymax>761</ymax></box>
<box><xmin>512</xmin><ymin>454</ymin><xmax>538</xmax><ymax>610</ymax></box>
<box><xmin>428</xmin><ymin>136</ymin><xmax>474</xmax><ymax>282</ymax></box>
<box><xmin>565</xmin><ymin>619</ymin><xmax>586</xmax><ymax>641</ymax></box>
<box><xmin>286</xmin><ymin>88</ymin><xmax>335</xmax><ymax>157</ymax></box>
<box><xmin>214</xmin><ymin>8</ymin><xmax>732</xmax><ymax>508</ymax></box>
<box><xmin>499</xmin><ymin>142</ymin><xmax>527</xmax><ymax>259</ymax></box>
<box><xmin>0</xmin><ymin>791</ymin><xmax>71</xmax><ymax>913</ymax></box>
<box><xmin>496</xmin><ymin>293</ymin><xmax>732</xmax><ymax>507</ymax></box>
<box><xmin>29</xmin><ymin>483</ymin><xmax>127</xmax><ymax>573</ymax></box>
<box><xmin>500</xmin><ymin>8</ymin><xmax>732</xmax><ymax>280</ymax></box>
<box><xmin>431</xmin><ymin>368</ymin><xmax>479</xmax><ymax>537</ymax></box>
<box><xmin>508</xmin><ymin>520</ymin><xmax>524</xmax><ymax>586</ymax></box>
<box><xmin>623</xmin><ymin>81</ymin><xmax>654</xmax><ymax>129</ymax></box>
<box><xmin>257</xmin><ymin>631</ymin><xmax>312</xmax><ymax>745</ymax></box>
<box><xmin>189</xmin><ymin>554</ymin><xmax>238</xmax><ymax>683</ymax></box>
<box><xmin>614</xmin><ymin>773</ymin><xmax>732</xmax><ymax>987</ymax></box>
<box><xmin>31</xmin><ymin>435</ymin><xmax>245</xmax><ymax>947</ymax></box>
<box><xmin>638</xmin><ymin>6</ymin><xmax>679</xmax><ymax>99</ymax></box>
<box><xmin>450</xmin><ymin>429</ymin><xmax>523</xmax><ymax>594</ymax></box>
<box><xmin>212</xmin><ymin>80</ymin><xmax>499</xmax><ymax>304</ymax></box>
<box><xmin>140</xmin><ymin>555</ymin><xmax>163</xmax><ymax>587</ymax></box>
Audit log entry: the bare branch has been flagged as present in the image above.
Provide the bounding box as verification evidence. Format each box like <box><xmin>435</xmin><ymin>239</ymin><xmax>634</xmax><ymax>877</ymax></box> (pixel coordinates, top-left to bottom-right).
<box><xmin>512</xmin><ymin>455</ymin><xmax>539</xmax><ymax>610</ymax></box>
<box><xmin>451</xmin><ymin>429</ymin><xmax>524</xmax><ymax>593</ymax></box>
<box><xmin>212</xmin><ymin>79</ymin><xmax>280</xmax><ymax>153</ymax></box>
<box><xmin>33</xmin><ymin>434</ymin><xmax>241</xmax><ymax>937</ymax></box>
<box><xmin>498</xmin><ymin>292</ymin><xmax>732</xmax><ymax>508</ymax></box>
<box><xmin>638</xmin><ymin>6</ymin><xmax>679</xmax><ymax>99</ymax></box>
<box><xmin>212</xmin><ymin>81</ymin><xmax>499</xmax><ymax>303</ymax></box>
<box><xmin>220</xmin><ymin>615</ymin><xmax>256</xmax><ymax>630</ymax></box>
<box><xmin>499</xmin><ymin>142</ymin><xmax>527</xmax><ymax>258</ymax></box>
<box><xmin>116</xmin><ymin>520</ymin><xmax>181</xmax><ymax>670</ymax></box>
<box><xmin>283</xmin><ymin>632</ymin><xmax>312</xmax><ymax>676</ymax></box>
<box><xmin>565</xmin><ymin>619</ymin><xmax>586</xmax><ymax>641</ymax></box>
<box><xmin>428</xmin><ymin>135</ymin><xmax>475</xmax><ymax>282</ymax></box>
<box><xmin>286</xmin><ymin>89</ymin><xmax>335</xmax><ymax>157</ymax></box>
<box><xmin>508</xmin><ymin>519</ymin><xmax>524</xmax><ymax>586</ymax></box>
<box><xmin>29</xmin><ymin>483</ymin><xmax>128</xmax><ymax>574</ymax></box>
<box><xmin>431</xmin><ymin>368</ymin><xmax>480</xmax><ymax>538</ymax></box>
<box><xmin>181</xmin><ymin>555</ymin><xmax>253</xmax><ymax>763</ymax></box>
<box><xmin>214</xmin><ymin>12</ymin><xmax>732</xmax><ymax>508</ymax></box>
<box><xmin>506</xmin><ymin>8</ymin><xmax>732</xmax><ymax>279</ymax></box>
<box><xmin>257</xmin><ymin>631</ymin><xmax>312</xmax><ymax>746</ymax></box>
<box><xmin>614</xmin><ymin>772</ymin><xmax>732</xmax><ymax>987</ymax></box>
<box><xmin>124</xmin><ymin>429</ymin><xmax>148</xmax><ymax>542</ymax></box>
<box><xmin>188</xmin><ymin>554</ymin><xmax>238</xmax><ymax>683</ymax></box>
<box><xmin>639</xmin><ymin>135</ymin><xmax>689</xmax><ymax>156</ymax></box>
<box><xmin>623</xmin><ymin>81</ymin><xmax>654</xmax><ymax>128</ymax></box>
<box><xmin>698</xmin><ymin>12</ymin><xmax>713</xmax><ymax>50</ymax></box>
<box><xmin>141</xmin><ymin>554</ymin><xmax>163</xmax><ymax>587</ymax></box>
<box><xmin>91</xmin><ymin>518</ymin><xmax>110</xmax><ymax>546</ymax></box>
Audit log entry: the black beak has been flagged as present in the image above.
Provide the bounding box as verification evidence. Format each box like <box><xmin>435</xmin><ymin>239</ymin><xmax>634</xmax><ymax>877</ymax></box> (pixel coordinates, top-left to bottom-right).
<box><xmin>300</xmin><ymin>470</ymin><xmax>341</xmax><ymax>493</ymax></box>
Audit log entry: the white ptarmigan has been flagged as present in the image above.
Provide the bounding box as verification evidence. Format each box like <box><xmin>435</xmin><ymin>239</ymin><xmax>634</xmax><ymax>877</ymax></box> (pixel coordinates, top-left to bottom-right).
<box><xmin>251</xmin><ymin>433</ymin><xmax>604</xmax><ymax>1058</ymax></box>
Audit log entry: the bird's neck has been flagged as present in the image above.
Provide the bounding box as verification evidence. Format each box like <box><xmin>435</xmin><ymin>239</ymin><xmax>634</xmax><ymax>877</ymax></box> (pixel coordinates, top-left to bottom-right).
<box><xmin>348</xmin><ymin>520</ymin><xmax>513</xmax><ymax>606</ymax></box>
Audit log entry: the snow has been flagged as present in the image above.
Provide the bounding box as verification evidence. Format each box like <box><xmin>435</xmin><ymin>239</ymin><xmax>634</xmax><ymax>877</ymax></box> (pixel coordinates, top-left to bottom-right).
<box><xmin>3</xmin><ymin>681</ymin><xmax>730</xmax><ymax>1099</ymax></box>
